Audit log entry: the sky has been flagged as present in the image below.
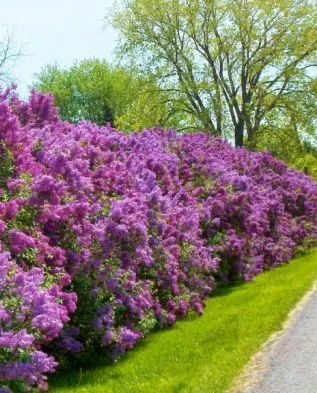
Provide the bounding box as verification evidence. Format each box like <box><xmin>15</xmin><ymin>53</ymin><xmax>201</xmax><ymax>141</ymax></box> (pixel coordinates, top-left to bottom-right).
<box><xmin>0</xmin><ymin>0</ymin><xmax>118</xmax><ymax>96</ymax></box>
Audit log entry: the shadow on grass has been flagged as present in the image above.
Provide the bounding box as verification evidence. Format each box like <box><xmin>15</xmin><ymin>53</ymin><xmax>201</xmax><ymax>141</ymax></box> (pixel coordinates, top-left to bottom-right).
<box><xmin>49</xmin><ymin>250</ymin><xmax>317</xmax><ymax>392</ymax></box>
<box><xmin>50</xmin><ymin>257</ymin><xmax>312</xmax><ymax>391</ymax></box>
<box><xmin>211</xmin><ymin>280</ymin><xmax>246</xmax><ymax>297</ymax></box>
<box><xmin>50</xmin><ymin>281</ymin><xmax>249</xmax><ymax>390</ymax></box>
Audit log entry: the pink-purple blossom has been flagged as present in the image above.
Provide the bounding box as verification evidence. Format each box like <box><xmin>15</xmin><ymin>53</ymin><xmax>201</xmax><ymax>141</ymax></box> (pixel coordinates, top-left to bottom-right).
<box><xmin>0</xmin><ymin>86</ymin><xmax>316</xmax><ymax>391</ymax></box>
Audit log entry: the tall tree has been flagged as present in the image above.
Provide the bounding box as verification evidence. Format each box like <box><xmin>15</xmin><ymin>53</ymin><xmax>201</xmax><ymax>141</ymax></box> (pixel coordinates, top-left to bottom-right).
<box><xmin>252</xmin><ymin>80</ymin><xmax>317</xmax><ymax>178</ymax></box>
<box><xmin>109</xmin><ymin>0</ymin><xmax>317</xmax><ymax>146</ymax></box>
<box><xmin>33</xmin><ymin>58</ymin><xmax>183</xmax><ymax>131</ymax></box>
<box><xmin>34</xmin><ymin>60</ymin><xmax>120</xmax><ymax>126</ymax></box>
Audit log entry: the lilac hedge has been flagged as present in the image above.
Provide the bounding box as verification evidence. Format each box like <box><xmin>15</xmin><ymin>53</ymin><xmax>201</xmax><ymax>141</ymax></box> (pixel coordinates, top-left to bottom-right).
<box><xmin>0</xmin><ymin>87</ymin><xmax>316</xmax><ymax>392</ymax></box>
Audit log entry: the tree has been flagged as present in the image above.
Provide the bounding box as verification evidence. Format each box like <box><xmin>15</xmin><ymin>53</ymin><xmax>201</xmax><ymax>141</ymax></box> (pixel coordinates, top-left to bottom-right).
<box><xmin>254</xmin><ymin>122</ymin><xmax>317</xmax><ymax>179</ymax></box>
<box><xmin>33</xmin><ymin>58</ymin><xmax>183</xmax><ymax>131</ymax></box>
<box><xmin>34</xmin><ymin>60</ymin><xmax>120</xmax><ymax>126</ymax></box>
<box><xmin>0</xmin><ymin>28</ymin><xmax>22</xmax><ymax>84</ymax></box>
<box><xmin>249</xmin><ymin>75</ymin><xmax>317</xmax><ymax>177</ymax></box>
<box><xmin>109</xmin><ymin>0</ymin><xmax>317</xmax><ymax>146</ymax></box>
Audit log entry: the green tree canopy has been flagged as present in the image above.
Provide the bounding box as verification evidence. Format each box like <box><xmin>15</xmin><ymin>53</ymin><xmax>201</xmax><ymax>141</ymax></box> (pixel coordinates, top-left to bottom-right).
<box><xmin>34</xmin><ymin>59</ymin><xmax>126</xmax><ymax>126</ymax></box>
<box><xmin>109</xmin><ymin>0</ymin><xmax>317</xmax><ymax>146</ymax></box>
<box><xmin>33</xmin><ymin>58</ymin><xmax>183</xmax><ymax>131</ymax></box>
<box><xmin>249</xmin><ymin>76</ymin><xmax>317</xmax><ymax>178</ymax></box>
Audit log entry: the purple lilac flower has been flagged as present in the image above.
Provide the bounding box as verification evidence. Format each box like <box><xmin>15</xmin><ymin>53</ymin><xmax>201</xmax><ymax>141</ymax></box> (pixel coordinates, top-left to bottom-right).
<box><xmin>0</xmin><ymin>86</ymin><xmax>316</xmax><ymax>391</ymax></box>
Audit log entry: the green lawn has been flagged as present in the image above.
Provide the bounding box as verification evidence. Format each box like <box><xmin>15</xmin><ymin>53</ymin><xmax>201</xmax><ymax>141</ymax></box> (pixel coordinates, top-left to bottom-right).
<box><xmin>49</xmin><ymin>249</ymin><xmax>317</xmax><ymax>393</ymax></box>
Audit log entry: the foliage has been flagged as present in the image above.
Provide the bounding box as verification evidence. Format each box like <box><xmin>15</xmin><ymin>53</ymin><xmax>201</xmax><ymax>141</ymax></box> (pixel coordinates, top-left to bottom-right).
<box><xmin>109</xmin><ymin>0</ymin><xmax>317</xmax><ymax>146</ymax></box>
<box><xmin>33</xmin><ymin>59</ymin><xmax>182</xmax><ymax>131</ymax></box>
<box><xmin>294</xmin><ymin>151</ymin><xmax>317</xmax><ymax>180</ymax></box>
<box><xmin>0</xmin><ymin>87</ymin><xmax>316</xmax><ymax>391</ymax></box>
<box><xmin>250</xmin><ymin>122</ymin><xmax>317</xmax><ymax>180</ymax></box>
<box><xmin>33</xmin><ymin>59</ymin><xmax>124</xmax><ymax>126</ymax></box>
<box><xmin>247</xmin><ymin>80</ymin><xmax>317</xmax><ymax>177</ymax></box>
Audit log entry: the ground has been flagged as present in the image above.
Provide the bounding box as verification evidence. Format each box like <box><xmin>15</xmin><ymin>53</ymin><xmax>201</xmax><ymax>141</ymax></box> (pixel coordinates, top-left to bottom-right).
<box><xmin>231</xmin><ymin>280</ymin><xmax>317</xmax><ymax>393</ymax></box>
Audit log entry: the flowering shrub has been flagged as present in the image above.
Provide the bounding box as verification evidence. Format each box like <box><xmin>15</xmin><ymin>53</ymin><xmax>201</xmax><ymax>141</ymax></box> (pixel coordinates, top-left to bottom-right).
<box><xmin>0</xmin><ymin>252</ymin><xmax>76</xmax><ymax>392</ymax></box>
<box><xmin>0</xmin><ymin>87</ymin><xmax>316</xmax><ymax>391</ymax></box>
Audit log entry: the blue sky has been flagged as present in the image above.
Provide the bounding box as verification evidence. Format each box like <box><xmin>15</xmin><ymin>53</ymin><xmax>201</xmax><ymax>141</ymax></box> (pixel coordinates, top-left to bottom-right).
<box><xmin>1</xmin><ymin>0</ymin><xmax>117</xmax><ymax>95</ymax></box>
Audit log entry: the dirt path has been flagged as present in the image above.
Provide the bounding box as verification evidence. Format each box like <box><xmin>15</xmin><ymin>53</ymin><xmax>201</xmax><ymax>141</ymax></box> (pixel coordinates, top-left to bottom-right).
<box><xmin>229</xmin><ymin>282</ymin><xmax>317</xmax><ymax>393</ymax></box>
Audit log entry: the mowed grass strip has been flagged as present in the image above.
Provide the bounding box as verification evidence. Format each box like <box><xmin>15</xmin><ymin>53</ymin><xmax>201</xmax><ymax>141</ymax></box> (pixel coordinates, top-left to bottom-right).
<box><xmin>49</xmin><ymin>249</ymin><xmax>317</xmax><ymax>393</ymax></box>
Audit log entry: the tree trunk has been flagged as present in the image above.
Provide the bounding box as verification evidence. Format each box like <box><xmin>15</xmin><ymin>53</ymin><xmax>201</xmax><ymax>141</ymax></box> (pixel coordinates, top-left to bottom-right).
<box><xmin>234</xmin><ymin>120</ymin><xmax>244</xmax><ymax>147</ymax></box>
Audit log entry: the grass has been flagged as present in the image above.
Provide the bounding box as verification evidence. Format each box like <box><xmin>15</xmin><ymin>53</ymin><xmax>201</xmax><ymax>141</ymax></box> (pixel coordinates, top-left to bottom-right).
<box><xmin>49</xmin><ymin>249</ymin><xmax>317</xmax><ymax>393</ymax></box>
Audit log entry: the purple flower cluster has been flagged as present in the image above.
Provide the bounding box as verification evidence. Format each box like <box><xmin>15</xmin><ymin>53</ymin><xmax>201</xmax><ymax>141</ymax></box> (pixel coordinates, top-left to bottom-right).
<box><xmin>0</xmin><ymin>87</ymin><xmax>316</xmax><ymax>391</ymax></box>
<box><xmin>0</xmin><ymin>252</ymin><xmax>75</xmax><ymax>392</ymax></box>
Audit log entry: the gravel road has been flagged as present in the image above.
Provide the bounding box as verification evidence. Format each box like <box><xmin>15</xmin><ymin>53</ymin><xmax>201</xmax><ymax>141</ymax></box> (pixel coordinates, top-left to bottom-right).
<box><xmin>230</xmin><ymin>283</ymin><xmax>317</xmax><ymax>393</ymax></box>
